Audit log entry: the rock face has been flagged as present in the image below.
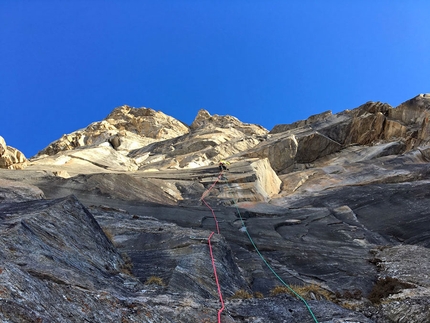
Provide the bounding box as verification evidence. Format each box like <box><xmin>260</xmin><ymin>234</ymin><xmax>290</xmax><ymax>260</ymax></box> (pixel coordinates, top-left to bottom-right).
<box><xmin>369</xmin><ymin>245</ymin><xmax>430</xmax><ymax>323</ymax></box>
<box><xmin>0</xmin><ymin>195</ymin><xmax>161</xmax><ymax>322</ymax></box>
<box><xmin>1</xmin><ymin>94</ymin><xmax>430</xmax><ymax>322</ymax></box>
<box><xmin>35</xmin><ymin>105</ymin><xmax>190</xmax><ymax>157</ymax></box>
<box><xmin>0</xmin><ymin>136</ymin><xmax>27</xmax><ymax>170</ymax></box>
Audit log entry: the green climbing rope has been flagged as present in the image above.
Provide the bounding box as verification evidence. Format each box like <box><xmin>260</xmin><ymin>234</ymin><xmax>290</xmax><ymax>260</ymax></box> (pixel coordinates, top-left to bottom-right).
<box><xmin>229</xmin><ymin>183</ymin><xmax>320</xmax><ymax>323</ymax></box>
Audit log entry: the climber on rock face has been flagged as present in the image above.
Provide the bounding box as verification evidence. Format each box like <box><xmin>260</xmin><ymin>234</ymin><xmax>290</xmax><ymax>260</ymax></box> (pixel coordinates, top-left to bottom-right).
<box><xmin>218</xmin><ymin>160</ymin><xmax>230</xmax><ymax>171</ymax></box>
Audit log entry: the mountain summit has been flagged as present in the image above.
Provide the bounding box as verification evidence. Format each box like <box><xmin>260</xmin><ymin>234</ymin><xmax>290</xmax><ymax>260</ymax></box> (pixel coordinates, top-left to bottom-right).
<box><xmin>1</xmin><ymin>94</ymin><xmax>430</xmax><ymax>322</ymax></box>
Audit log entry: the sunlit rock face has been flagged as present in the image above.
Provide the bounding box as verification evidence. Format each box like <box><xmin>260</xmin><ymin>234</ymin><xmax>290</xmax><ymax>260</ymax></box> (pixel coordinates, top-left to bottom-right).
<box><xmin>0</xmin><ymin>136</ymin><xmax>27</xmax><ymax>169</ymax></box>
<box><xmin>35</xmin><ymin>105</ymin><xmax>190</xmax><ymax>157</ymax></box>
<box><xmin>1</xmin><ymin>94</ymin><xmax>430</xmax><ymax>322</ymax></box>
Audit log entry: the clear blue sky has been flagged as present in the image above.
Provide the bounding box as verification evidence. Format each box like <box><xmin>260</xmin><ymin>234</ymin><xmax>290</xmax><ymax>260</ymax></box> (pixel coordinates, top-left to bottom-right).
<box><xmin>1</xmin><ymin>1</ymin><xmax>429</xmax><ymax>157</ymax></box>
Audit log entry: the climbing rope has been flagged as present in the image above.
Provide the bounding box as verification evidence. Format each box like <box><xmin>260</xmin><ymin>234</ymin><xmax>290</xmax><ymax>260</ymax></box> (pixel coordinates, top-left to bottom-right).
<box><xmin>200</xmin><ymin>172</ymin><xmax>226</xmax><ymax>322</ymax></box>
<box><xmin>201</xmin><ymin>198</ymin><xmax>220</xmax><ymax>234</ymax></box>
<box><xmin>208</xmin><ymin>231</ymin><xmax>225</xmax><ymax>322</ymax></box>
<box><xmin>200</xmin><ymin>170</ymin><xmax>319</xmax><ymax>323</ymax></box>
<box><xmin>200</xmin><ymin>173</ymin><xmax>223</xmax><ymax>200</ymax></box>
<box><xmin>228</xmin><ymin>182</ymin><xmax>320</xmax><ymax>323</ymax></box>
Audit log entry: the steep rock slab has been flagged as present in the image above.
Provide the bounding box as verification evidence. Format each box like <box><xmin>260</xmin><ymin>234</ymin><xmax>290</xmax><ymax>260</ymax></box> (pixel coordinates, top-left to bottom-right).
<box><xmin>92</xmin><ymin>205</ymin><xmax>376</xmax><ymax>323</ymax></box>
<box><xmin>28</xmin><ymin>152</ymin><xmax>117</xmax><ymax>176</ymax></box>
<box><xmin>278</xmin><ymin>147</ymin><xmax>427</xmax><ymax>196</ymax></box>
<box><xmin>0</xmin><ymin>195</ymin><xmax>161</xmax><ymax>322</ymax></box>
<box><xmin>10</xmin><ymin>171</ymin><xmax>380</xmax><ymax>296</ymax></box>
<box><xmin>0</xmin><ymin>196</ymin><xmax>126</xmax><ymax>288</ymax></box>
<box><xmin>0</xmin><ymin>178</ymin><xmax>45</xmax><ymax>202</ymax></box>
<box><xmin>31</xmin><ymin>144</ymin><xmax>139</xmax><ymax>174</ymax></box>
<box><xmin>232</xmin><ymin>205</ymin><xmax>382</xmax><ymax>295</ymax></box>
<box><xmin>0</xmin><ymin>172</ymin><xmax>387</xmax><ymax>321</ymax></box>
<box><xmin>23</xmin><ymin>160</ymin><xmax>280</xmax><ymax>206</ymax></box>
<box><xmin>92</xmin><ymin>206</ymin><xmax>250</xmax><ymax>300</ymax></box>
<box><xmin>271</xmin><ymin>180</ymin><xmax>430</xmax><ymax>247</ymax></box>
<box><xmin>68</xmin><ymin>146</ymin><xmax>138</xmax><ymax>171</ymax></box>
<box><xmin>30</xmin><ymin>172</ymin><xmax>180</xmax><ymax>206</ymax></box>
<box><xmin>89</xmin><ymin>196</ymin><xmax>381</xmax><ymax>297</ymax></box>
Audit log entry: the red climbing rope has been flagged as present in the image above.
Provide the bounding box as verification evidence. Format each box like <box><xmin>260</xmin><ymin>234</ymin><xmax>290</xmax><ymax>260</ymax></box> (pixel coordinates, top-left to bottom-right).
<box><xmin>201</xmin><ymin>172</ymin><xmax>225</xmax><ymax>322</ymax></box>
<box><xmin>208</xmin><ymin>231</ymin><xmax>225</xmax><ymax>322</ymax></box>
<box><xmin>200</xmin><ymin>173</ymin><xmax>222</xmax><ymax>200</ymax></box>
<box><xmin>202</xmin><ymin>198</ymin><xmax>220</xmax><ymax>234</ymax></box>
<box><xmin>202</xmin><ymin>170</ymin><xmax>319</xmax><ymax>323</ymax></box>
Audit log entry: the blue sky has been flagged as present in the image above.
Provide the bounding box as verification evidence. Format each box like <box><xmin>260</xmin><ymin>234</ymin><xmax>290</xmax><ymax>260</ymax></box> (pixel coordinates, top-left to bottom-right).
<box><xmin>1</xmin><ymin>1</ymin><xmax>429</xmax><ymax>157</ymax></box>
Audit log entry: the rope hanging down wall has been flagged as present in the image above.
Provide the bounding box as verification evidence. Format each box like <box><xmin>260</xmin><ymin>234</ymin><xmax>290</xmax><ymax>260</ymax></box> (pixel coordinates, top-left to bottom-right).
<box><xmin>200</xmin><ymin>173</ymin><xmax>225</xmax><ymax>323</ymax></box>
<box><xmin>228</xmin><ymin>181</ymin><xmax>320</xmax><ymax>323</ymax></box>
<box><xmin>200</xmin><ymin>169</ymin><xmax>320</xmax><ymax>323</ymax></box>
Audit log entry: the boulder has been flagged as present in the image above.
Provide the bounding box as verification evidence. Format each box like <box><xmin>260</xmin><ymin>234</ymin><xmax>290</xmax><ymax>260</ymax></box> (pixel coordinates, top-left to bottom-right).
<box><xmin>0</xmin><ymin>136</ymin><xmax>27</xmax><ymax>169</ymax></box>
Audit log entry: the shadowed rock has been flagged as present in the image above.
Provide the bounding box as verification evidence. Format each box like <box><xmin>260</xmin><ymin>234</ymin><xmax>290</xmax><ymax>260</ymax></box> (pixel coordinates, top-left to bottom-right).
<box><xmin>1</xmin><ymin>94</ymin><xmax>430</xmax><ymax>322</ymax></box>
<box><xmin>0</xmin><ymin>195</ymin><xmax>160</xmax><ymax>322</ymax></box>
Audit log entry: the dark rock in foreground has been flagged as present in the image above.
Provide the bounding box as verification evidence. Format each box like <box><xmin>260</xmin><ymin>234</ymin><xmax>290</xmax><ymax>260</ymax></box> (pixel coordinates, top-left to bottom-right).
<box><xmin>0</xmin><ymin>194</ymin><xmax>374</xmax><ymax>323</ymax></box>
<box><xmin>1</xmin><ymin>94</ymin><xmax>430</xmax><ymax>322</ymax></box>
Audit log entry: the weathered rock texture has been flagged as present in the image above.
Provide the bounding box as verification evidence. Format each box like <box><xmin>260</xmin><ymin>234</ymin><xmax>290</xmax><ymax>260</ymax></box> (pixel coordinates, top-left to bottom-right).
<box><xmin>0</xmin><ymin>136</ymin><xmax>27</xmax><ymax>170</ymax></box>
<box><xmin>1</xmin><ymin>94</ymin><xmax>430</xmax><ymax>322</ymax></box>
<box><xmin>368</xmin><ymin>245</ymin><xmax>430</xmax><ymax>323</ymax></box>
<box><xmin>35</xmin><ymin>105</ymin><xmax>190</xmax><ymax>158</ymax></box>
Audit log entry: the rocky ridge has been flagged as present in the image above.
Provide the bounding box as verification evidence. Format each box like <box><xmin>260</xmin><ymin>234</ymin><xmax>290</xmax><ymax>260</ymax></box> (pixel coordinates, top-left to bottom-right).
<box><xmin>1</xmin><ymin>94</ymin><xmax>430</xmax><ymax>322</ymax></box>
